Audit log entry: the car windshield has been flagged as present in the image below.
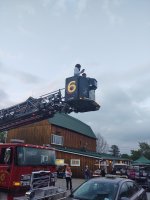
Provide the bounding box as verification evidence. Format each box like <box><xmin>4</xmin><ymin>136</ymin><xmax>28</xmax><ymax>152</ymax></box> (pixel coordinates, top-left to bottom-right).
<box><xmin>72</xmin><ymin>179</ymin><xmax>118</xmax><ymax>200</ymax></box>
<box><xmin>16</xmin><ymin>146</ymin><xmax>56</xmax><ymax>166</ymax></box>
<box><xmin>114</xmin><ymin>164</ymin><xmax>127</xmax><ymax>170</ymax></box>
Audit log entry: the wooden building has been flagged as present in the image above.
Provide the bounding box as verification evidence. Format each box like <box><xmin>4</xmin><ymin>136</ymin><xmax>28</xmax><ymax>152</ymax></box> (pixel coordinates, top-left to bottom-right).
<box><xmin>7</xmin><ymin>113</ymin><xmax>131</xmax><ymax>178</ymax></box>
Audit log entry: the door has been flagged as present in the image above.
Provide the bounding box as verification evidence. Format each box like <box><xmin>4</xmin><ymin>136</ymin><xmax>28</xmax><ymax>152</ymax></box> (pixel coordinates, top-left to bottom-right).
<box><xmin>0</xmin><ymin>147</ymin><xmax>13</xmax><ymax>189</ymax></box>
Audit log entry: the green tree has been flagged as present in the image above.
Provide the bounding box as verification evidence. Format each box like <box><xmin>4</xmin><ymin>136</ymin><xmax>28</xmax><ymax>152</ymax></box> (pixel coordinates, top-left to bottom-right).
<box><xmin>0</xmin><ymin>131</ymin><xmax>7</xmax><ymax>143</ymax></box>
<box><xmin>121</xmin><ymin>153</ymin><xmax>131</xmax><ymax>159</ymax></box>
<box><xmin>139</xmin><ymin>142</ymin><xmax>150</xmax><ymax>159</ymax></box>
<box><xmin>130</xmin><ymin>142</ymin><xmax>150</xmax><ymax>160</ymax></box>
<box><xmin>130</xmin><ymin>149</ymin><xmax>141</xmax><ymax>161</ymax></box>
<box><xmin>109</xmin><ymin>145</ymin><xmax>120</xmax><ymax>157</ymax></box>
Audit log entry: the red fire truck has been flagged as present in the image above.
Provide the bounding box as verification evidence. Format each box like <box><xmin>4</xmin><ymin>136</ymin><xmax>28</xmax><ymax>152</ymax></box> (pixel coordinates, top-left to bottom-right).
<box><xmin>0</xmin><ymin>142</ymin><xmax>57</xmax><ymax>199</ymax></box>
<box><xmin>0</xmin><ymin>68</ymin><xmax>100</xmax><ymax>199</ymax></box>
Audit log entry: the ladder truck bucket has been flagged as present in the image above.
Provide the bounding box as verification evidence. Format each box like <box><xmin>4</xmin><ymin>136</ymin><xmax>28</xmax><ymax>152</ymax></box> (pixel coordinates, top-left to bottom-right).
<box><xmin>65</xmin><ymin>76</ymin><xmax>100</xmax><ymax>113</ymax></box>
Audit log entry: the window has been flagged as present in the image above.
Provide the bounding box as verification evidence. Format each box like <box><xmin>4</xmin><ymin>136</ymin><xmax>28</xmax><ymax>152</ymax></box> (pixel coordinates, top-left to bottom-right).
<box><xmin>119</xmin><ymin>183</ymin><xmax>129</xmax><ymax>198</ymax></box>
<box><xmin>51</xmin><ymin>134</ymin><xmax>63</xmax><ymax>146</ymax></box>
<box><xmin>119</xmin><ymin>181</ymin><xmax>140</xmax><ymax>199</ymax></box>
<box><xmin>16</xmin><ymin>147</ymin><xmax>56</xmax><ymax>166</ymax></box>
<box><xmin>73</xmin><ymin>181</ymin><xmax>118</xmax><ymax>200</ymax></box>
<box><xmin>71</xmin><ymin>159</ymin><xmax>80</xmax><ymax>166</ymax></box>
<box><xmin>126</xmin><ymin>181</ymin><xmax>139</xmax><ymax>198</ymax></box>
<box><xmin>0</xmin><ymin>147</ymin><xmax>13</xmax><ymax>164</ymax></box>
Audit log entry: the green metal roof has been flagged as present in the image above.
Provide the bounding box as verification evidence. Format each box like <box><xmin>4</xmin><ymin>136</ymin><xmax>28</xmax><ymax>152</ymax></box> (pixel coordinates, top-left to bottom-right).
<box><xmin>48</xmin><ymin>113</ymin><xmax>96</xmax><ymax>139</ymax></box>
<box><xmin>132</xmin><ymin>156</ymin><xmax>150</xmax><ymax>165</ymax></box>
<box><xmin>54</xmin><ymin>146</ymin><xmax>130</xmax><ymax>161</ymax></box>
<box><xmin>54</xmin><ymin>146</ymin><xmax>110</xmax><ymax>159</ymax></box>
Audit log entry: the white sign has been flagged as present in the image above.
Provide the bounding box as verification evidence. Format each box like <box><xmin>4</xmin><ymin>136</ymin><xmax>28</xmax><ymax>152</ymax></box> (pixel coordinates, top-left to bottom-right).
<box><xmin>70</xmin><ymin>159</ymin><xmax>80</xmax><ymax>166</ymax></box>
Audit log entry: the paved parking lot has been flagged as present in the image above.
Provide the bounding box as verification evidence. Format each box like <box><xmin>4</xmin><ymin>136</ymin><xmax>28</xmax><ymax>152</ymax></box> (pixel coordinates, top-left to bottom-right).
<box><xmin>55</xmin><ymin>177</ymin><xmax>150</xmax><ymax>199</ymax></box>
<box><xmin>55</xmin><ymin>178</ymin><xmax>84</xmax><ymax>196</ymax></box>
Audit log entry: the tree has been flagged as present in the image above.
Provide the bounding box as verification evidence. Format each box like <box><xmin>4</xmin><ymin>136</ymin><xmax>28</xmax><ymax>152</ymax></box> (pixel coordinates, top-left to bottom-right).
<box><xmin>121</xmin><ymin>153</ymin><xmax>131</xmax><ymax>159</ymax></box>
<box><xmin>139</xmin><ymin>142</ymin><xmax>150</xmax><ymax>159</ymax></box>
<box><xmin>0</xmin><ymin>131</ymin><xmax>7</xmax><ymax>143</ymax></box>
<box><xmin>130</xmin><ymin>142</ymin><xmax>150</xmax><ymax>160</ymax></box>
<box><xmin>96</xmin><ymin>133</ymin><xmax>109</xmax><ymax>153</ymax></box>
<box><xmin>130</xmin><ymin>149</ymin><xmax>141</xmax><ymax>161</ymax></box>
<box><xmin>109</xmin><ymin>145</ymin><xmax>120</xmax><ymax>157</ymax></box>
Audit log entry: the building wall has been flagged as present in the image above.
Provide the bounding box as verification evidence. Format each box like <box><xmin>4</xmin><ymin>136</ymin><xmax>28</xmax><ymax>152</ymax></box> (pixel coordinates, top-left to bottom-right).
<box><xmin>7</xmin><ymin>120</ymin><xmax>131</xmax><ymax>178</ymax></box>
<box><xmin>7</xmin><ymin>119</ymin><xmax>96</xmax><ymax>152</ymax></box>
<box><xmin>7</xmin><ymin>120</ymin><xmax>51</xmax><ymax>145</ymax></box>
<box><xmin>56</xmin><ymin>150</ymin><xmax>97</xmax><ymax>178</ymax></box>
<box><xmin>6</xmin><ymin>119</ymin><xmax>98</xmax><ymax>178</ymax></box>
<box><xmin>51</xmin><ymin>125</ymin><xmax>96</xmax><ymax>152</ymax></box>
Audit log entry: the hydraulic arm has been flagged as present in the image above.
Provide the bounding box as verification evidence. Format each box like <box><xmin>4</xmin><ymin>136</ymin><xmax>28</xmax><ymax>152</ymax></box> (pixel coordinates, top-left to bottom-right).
<box><xmin>0</xmin><ymin>75</ymin><xmax>100</xmax><ymax>132</ymax></box>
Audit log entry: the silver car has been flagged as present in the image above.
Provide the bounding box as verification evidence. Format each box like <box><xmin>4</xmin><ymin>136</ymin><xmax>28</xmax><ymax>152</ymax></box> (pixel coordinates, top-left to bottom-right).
<box><xmin>68</xmin><ymin>176</ymin><xmax>147</xmax><ymax>200</ymax></box>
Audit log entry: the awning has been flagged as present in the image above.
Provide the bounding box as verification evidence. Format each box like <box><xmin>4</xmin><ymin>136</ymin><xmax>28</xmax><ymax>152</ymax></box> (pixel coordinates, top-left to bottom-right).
<box><xmin>132</xmin><ymin>156</ymin><xmax>150</xmax><ymax>166</ymax></box>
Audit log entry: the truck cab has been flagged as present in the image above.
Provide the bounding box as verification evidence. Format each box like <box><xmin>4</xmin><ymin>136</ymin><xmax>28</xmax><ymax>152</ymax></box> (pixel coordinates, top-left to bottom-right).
<box><xmin>0</xmin><ymin>143</ymin><xmax>57</xmax><ymax>199</ymax></box>
<box><xmin>113</xmin><ymin>163</ymin><xmax>128</xmax><ymax>177</ymax></box>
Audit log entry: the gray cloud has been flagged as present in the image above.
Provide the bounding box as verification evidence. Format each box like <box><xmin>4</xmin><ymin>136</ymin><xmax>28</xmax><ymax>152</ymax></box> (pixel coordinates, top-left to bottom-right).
<box><xmin>102</xmin><ymin>0</ymin><xmax>123</xmax><ymax>25</ymax></box>
<box><xmin>0</xmin><ymin>89</ymin><xmax>9</xmax><ymax>100</ymax></box>
<box><xmin>0</xmin><ymin>89</ymin><xmax>13</xmax><ymax>109</ymax></box>
<box><xmin>71</xmin><ymin>63</ymin><xmax>150</xmax><ymax>154</ymax></box>
<box><xmin>12</xmin><ymin>70</ymin><xmax>42</xmax><ymax>84</ymax></box>
<box><xmin>0</xmin><ymin>0</ymin><xmax>150</xmax><ymax>155</ymax></box>
<box><xmin>0</xmin><ymin>63</ymin><xmax>42</xmax><ymax>84</ymax></box>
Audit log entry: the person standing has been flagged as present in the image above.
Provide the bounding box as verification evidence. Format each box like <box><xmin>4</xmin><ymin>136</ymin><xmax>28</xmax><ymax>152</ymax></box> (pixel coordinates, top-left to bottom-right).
<box><xmin>84</xmin><ymin>165</ymin><xmax>90</xmax><ymax>181</ymax></box>
<box><xmin>74</xmin><ymin>64</ymin><xmax>85</xmax><ymax>76</ymax></box>
<box><xmin>101</xmin><ymin>168</ymin><xmax>106</xmax><ymax>177</ymax></box>
<box><xmin>65</xmin><ymin>164</ymin><xmax>72</xmax><ymax>190</ymax></box>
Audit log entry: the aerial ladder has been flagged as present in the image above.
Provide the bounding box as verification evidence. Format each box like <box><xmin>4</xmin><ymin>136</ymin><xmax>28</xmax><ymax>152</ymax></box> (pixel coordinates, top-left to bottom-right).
<box><xmin>0</xmin><ymin>71</ymin><xmax>100</xmax><ymax>200</ymax></box>
<box><xmin>0</xmin><ymin>74</ymin><xmax>100</xmax><ymax>132</ymax></box>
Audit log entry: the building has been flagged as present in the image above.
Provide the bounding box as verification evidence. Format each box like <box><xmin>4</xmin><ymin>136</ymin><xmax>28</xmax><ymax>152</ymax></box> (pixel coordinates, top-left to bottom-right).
<box><xmin>7</xmin><ymin>113</ymin><xmax>131</xmax><ymax>178</ymax></box>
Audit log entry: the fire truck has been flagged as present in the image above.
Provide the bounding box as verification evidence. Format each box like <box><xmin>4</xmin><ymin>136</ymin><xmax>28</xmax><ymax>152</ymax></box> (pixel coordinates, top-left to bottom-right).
<box><xmin>0</xmin><ymin>143</ymin><xmax>58</xmax><ymax>200</ymax></box>
<box><xmin>0</xmin><ymin>71</ymin><xmax>100</xmax><ymax>200</ymax></box>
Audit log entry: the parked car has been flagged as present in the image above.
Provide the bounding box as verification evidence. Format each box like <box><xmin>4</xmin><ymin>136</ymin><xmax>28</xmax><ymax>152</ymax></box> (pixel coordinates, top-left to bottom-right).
<box><xmin>57</xmin><ymin>165</ymin><xmax>66</xmax><ymax>179</ymax></box>
<box><xmin>127</xmin><ymin>166</ymin><xmax>137</xmax><ymax>180</ymax></box>
<box><xmin>134</xmin><ymin>165</ymin><xmax>150</xmax><ymax>191</ymax></box>
<box><xmin>92</xmin><ymin>169</ymin><xmax>101</xmax><ymax>177</ymax></box>
<box><xmin>68</xmin><ymin>176</ymin><xmax>147</xmax><ymax>200</ymax></box>
<box><xmin>113</xmin><ymin>163</ymin><xmax>128</xmax><ymax>176</ymax></box>
<box><xmin>57</xmin><ymin>170</ymin><xmax>66</xmax><ymax>179</ymax></box>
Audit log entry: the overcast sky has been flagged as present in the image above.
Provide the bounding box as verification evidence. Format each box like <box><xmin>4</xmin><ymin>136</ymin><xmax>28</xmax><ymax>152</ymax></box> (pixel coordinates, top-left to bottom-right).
<box><xmin>0</xmin><ymin>0</ymin><xmax>150</xmax><ymax>154</ymax></box>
